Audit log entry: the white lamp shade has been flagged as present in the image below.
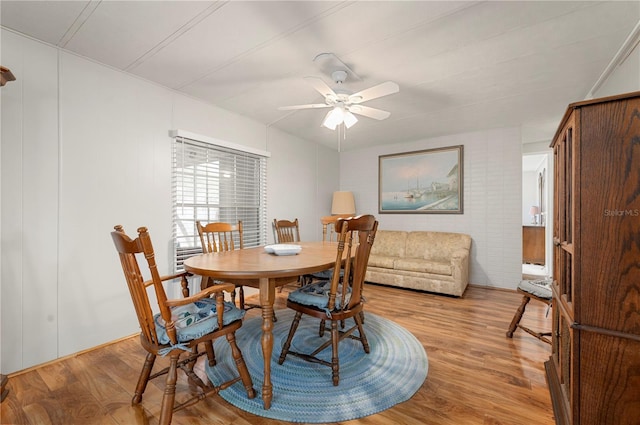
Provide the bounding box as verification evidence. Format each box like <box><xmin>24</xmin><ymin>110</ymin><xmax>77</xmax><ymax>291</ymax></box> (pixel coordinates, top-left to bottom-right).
<box><xmin>322</xmin><ymin>106</ymin><xmax>358</xmax><ymax>130</ymax></box>
<box><xmin>322</xmin><ymin>107</ymin><xmax>344</xmax><ymax>130</ymax></box>
<box><xmin>529</xmin><ymin>205</ymin><xmax>540</xmax><ymax>216</ymax></box>
<box><xmin>343</xmin><ymin>111</ymin><xmax>358</xmax><ymax>128</ymax></box>
<box><xmin>331</xmin><ymin>191</ymin><xmax>356</xmax><ymax>215</ymax></box>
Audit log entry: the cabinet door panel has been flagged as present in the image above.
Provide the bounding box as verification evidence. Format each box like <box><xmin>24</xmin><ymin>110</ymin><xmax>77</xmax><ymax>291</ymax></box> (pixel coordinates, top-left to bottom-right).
<box><xmin>547</xmin><ymin>92</ymin><xmax>640</xmax><ymax>425</ymax></box>
<box><xmin>578</xmin><ymin>100</ymin><xmax>640</xmax><ymax>333</ymax></box>
<box><xmin>579</xmin><ymin>332</ymin><xmax>640</xmax><ymax>425</ymax></box>
<box><xmin>553</xmin><ymin>117</ymin><xmax>577</xmax><ymax>315</ymax></box>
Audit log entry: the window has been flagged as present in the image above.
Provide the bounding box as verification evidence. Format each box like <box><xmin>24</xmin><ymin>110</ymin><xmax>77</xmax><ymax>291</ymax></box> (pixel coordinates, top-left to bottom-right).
<box><xmin>171</xmin><ymin>131</ymin><xmax>268</xmax><ymax>270</ymax></box>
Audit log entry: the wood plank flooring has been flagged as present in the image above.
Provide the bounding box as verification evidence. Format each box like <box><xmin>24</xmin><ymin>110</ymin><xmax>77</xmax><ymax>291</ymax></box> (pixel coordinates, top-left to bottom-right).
<box><xmin>0</xmin><ymin>284</ymin><xmax>555</xmax><ymax>425</ymax></box>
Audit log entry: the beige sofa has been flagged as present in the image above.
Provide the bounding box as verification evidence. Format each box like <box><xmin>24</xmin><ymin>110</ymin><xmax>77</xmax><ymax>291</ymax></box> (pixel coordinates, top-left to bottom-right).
<box><xmin>365</xmin><ymin>230</ymin><xmax>471</xmax><ymax>297</ymax></box>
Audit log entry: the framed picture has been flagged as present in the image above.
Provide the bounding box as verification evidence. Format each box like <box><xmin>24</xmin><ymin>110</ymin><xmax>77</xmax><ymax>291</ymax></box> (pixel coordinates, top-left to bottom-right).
<box><xmin>379</xmin><ymin>145</ymin><xmax>463</xmax><ymax>214</ymax></box>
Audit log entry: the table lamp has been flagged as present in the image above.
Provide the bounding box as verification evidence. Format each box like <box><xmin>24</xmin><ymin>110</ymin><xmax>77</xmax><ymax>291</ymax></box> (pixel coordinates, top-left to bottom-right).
<box><xmin>331</xmin><ymin>191</ymin><xmax>356</xmax><ymax>216</ymax></box>
<box><xmin>529</xmin><ymin>205</ymin><xmax>540</xmax><ymax>225</ymax></box>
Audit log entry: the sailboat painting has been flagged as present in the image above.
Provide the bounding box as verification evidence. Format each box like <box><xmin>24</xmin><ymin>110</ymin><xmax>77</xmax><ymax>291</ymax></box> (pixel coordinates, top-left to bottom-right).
<box><xmin>379</xmin><ymin>145</ymin><xmax>463</xmax><ymax>214</ymax></box>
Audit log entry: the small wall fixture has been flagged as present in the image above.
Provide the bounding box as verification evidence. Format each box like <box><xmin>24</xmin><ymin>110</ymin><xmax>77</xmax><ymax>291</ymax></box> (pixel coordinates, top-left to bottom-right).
<box><xmin>0</xmin><ymin>66</ymin><xmax>16</xmax><ymax>87</ymax></box>
<box><xmin>331</xmin><ymin>191</ymin><xmax>356</xmax><ymax>215</ymax></box>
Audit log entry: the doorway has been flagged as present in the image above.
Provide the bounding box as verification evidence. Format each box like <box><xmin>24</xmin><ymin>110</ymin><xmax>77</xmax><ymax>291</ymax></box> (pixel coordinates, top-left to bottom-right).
<box><xmin>522</xmin><ymin>153</ymin><xmax>552</xmax><ymax>279</ymax></box>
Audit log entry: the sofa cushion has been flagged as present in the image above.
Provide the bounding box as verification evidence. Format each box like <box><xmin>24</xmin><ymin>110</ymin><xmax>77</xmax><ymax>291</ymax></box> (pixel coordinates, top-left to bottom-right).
<box><xmin>368</xmin><ymin>254</ymin><xmax>396</xmax><ymax>269</ymax></box>
<box><xmin>395</xmin><ymin>258</ymin><xmax>452</xmax><ymax>275</ymax></box>
<box><xmin>370</xmin><ymin>230</ymin><xmax>408</xmax><ymax>258</ymax></box>
<box><xmin>405</xmin><ymin>231</ymin><xmax>471</xmax><ymax>262</ymax></box>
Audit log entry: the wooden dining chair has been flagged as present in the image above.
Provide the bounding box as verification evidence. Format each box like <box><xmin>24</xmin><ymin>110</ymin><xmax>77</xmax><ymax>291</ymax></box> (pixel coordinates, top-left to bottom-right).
<box><xmin>273</xmin><ymin>218</ymin><xmax>300</xmax><ymax>243</ymax></box>
<box><xmin>321</xmin><ymin>215</ymin><xmax>348</xmax><ymax>242</ymax></box>
<box><xmin>305</xmin><ymin>214</ymin><xmax>353</xmax><ymax>284</ymax></box>
<box><xmin>111</xmin><ymin>225</ymin><xmax>255</xmax><ymax>425</ymax></box>
<box><xmin>278</xmin><ymin>215</ymin><xmax>378</xmax><ymax>385</ymax></box>
<box><xmin>273</xmin><ymin>218</ymin><xmax>306</xmax><ymax>288</ymax></box>
<box><xmin>197</xmin><ymin>220</ymin><xmax>282</xmax><ymax>320</ymax></box>
<box><xmin>196</xmin><ymin>220</ymin><xmax>254</xmax><ymax>309</ymax></box>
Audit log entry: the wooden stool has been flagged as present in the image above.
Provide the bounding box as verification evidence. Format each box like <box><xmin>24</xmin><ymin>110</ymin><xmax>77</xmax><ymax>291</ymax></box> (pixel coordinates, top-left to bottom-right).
<box><xmin>506</xmin><ymin>279</ymin><xmax>552</xmax><ymax>344</ymax></box>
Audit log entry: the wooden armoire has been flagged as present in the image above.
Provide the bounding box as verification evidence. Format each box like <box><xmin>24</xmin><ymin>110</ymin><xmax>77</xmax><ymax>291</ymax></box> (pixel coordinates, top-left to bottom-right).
<box><xmin>545</xmin><ymin>91</ymin><xmax>640</xmax><ymax>425</ymax></box>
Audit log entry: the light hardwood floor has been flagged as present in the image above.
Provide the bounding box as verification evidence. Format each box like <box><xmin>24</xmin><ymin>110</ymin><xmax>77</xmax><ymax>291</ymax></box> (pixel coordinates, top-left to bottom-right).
<box><xmin>1</xmin><ymin>284</ymin><xmax>554</xmax><ymax>425</ymax></box>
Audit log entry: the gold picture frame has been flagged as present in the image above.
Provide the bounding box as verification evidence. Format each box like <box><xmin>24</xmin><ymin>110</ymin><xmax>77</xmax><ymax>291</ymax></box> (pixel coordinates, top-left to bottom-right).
<box><xmin>379</xmin><ymin>145</ymin><xmax>463</xmax><ymax>214</ymax></box>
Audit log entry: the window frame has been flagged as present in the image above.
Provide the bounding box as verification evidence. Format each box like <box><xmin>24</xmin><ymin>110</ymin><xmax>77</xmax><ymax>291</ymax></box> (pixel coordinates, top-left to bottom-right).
<box><xmin>170</xmin><ymin>130</ymin><xmax>269</xmax><ymax>271</ymax></box>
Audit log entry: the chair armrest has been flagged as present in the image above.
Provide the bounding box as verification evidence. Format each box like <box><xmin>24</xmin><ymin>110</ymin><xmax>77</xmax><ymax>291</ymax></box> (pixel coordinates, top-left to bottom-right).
<box><xmin>142</xmin><ymin>272</ymin><xmax>192</xmax><ymax>288</ymax></box>
<box><xmin>159</xmin><ymin>271</ymin><xmax>192</xmax><ymax>282</ymax></box>
<box><xmin>165</xmin><ymin>282</ymin><xmax>236</xmax><ymax>307</ymax></box>
<box><xmin>163</xmin><ymin>283</ymin><xmax>237</xmax><ymax>342</ymax></box>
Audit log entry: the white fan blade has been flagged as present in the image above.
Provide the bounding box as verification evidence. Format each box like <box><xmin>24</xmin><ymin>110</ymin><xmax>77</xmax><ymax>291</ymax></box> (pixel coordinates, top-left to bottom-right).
<box><xmin>278</xmin><ymin>103</ymin><xmax>331</xmax><ymax>111</ymax></box>
<box><xmin>349</xmin><ymin>81</ymin><xmax>399</xmax><ymax>103</ymax></box>
<box><xmin>348</xmin><ymin>105</ymin><xmax>391</xmax><ymax>120</ymax></box>
<box><xmin>303</xmin><ymin>76</ymin><xmax>337</xmax><ymax>99</ymax></box>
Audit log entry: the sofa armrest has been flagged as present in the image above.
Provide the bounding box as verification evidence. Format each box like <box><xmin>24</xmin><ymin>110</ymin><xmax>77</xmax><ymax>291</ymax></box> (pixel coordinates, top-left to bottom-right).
<box><xmin>451</xmin><ymin>248</ymin><xmax>470</xmax><ymax>285</ymax></box>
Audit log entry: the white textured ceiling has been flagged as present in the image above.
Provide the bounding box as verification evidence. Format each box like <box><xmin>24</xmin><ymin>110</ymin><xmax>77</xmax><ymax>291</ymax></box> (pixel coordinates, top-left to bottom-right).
<box><xmin>2</xmin><ymin>1</ymin><xmax>639</xmax><ymax>151</ymax></box>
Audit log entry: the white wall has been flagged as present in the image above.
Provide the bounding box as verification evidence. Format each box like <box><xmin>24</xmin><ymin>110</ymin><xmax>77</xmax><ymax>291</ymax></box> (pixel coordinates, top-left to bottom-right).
<box><xmin>522</xmin><ymin>170</ymin><xmax>538</xmax><ymax>225</ymax></box>
<box><xmin>592</xmin><ymin>22</ymin><xmax>640</xmax><ymax>98</ymax></box>
<box><xmin>1</xmin><ymin>29</ymin><xmax>60</xmax><ymax>371</ymax></box>
<box><xmin>340</xmin><ymin>128</ymin><xmax>523</xmax><ymax>290</ymax></box>
<box><xmin>265</xmin><ymin>127</ymin><xmax>339</xmax><ymax>244</ymax></box>
<box><xmin>0</xmin><ymin>30</ymin><xmax>338</xmax><ymax>374</ymax></box>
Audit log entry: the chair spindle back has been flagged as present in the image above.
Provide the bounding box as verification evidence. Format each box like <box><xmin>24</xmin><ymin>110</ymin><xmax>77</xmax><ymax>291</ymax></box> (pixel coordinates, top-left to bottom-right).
<box><xmin>274</xmin><ymin>218</ymin><xmax>300</xmax><ymax>243</ymax></box>
<box><xmin>327</xmin><ymin>215</ymin><xmax>378</xmax><ymax>311</ymax></box>
<box><xmin>111</xmin><ymin>225</ymin><xmax>178</xmax><ymax>346</ymax></box>
<box><xmin>197</xmin><ymin>221</ymin><xmax>244</xmax><ymax>253</ymax></box>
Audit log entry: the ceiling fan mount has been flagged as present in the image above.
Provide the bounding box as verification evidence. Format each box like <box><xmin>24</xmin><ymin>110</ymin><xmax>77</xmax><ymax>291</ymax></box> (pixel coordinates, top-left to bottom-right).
<box><xmin>331</xmin><ymin>70</ymin><xmax>348</xmax><ymax>84</ymax></box>
<box><xmin>328</xmin><ymin>71</ymin><xmax>363</xmax><ymax>102</ymax></box>
<box><xmin>278</xmin><ymin>67</ymin><xmax>399</xmax><ymax>130</ymax></box>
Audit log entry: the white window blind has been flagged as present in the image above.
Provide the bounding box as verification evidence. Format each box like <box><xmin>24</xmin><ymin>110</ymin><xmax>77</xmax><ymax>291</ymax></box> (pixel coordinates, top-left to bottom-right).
<box><xmin>172</xmin><ymin>133</ymin><xmax>268</xmax><ymax>271</ymax></box>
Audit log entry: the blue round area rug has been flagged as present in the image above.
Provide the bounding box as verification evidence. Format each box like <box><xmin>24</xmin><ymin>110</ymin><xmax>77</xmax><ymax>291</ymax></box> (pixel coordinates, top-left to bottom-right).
<box><xmin>206</xmin><ymin>309</ymin><xmax>428</xmax><ymax>423</ymax></box>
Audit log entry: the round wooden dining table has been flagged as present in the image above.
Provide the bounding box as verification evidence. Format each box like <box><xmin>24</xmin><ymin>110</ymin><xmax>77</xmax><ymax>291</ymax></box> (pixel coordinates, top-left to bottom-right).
<box><xmin>183</xmin><ymin>240</ymin><xmax>342</xmax><ymax>409</ymax></box>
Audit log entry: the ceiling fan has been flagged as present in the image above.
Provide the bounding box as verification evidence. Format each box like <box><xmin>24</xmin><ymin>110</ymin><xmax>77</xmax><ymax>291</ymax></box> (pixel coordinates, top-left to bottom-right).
<box><xmin>278</xmin><ymin>70</ymin><xmax>399</xmax><ymax>130</ymax></box>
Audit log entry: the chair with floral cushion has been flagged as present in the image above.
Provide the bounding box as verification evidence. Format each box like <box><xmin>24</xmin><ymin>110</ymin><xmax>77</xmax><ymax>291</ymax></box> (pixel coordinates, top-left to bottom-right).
<box><xmin>111</xmin><ymin>225</ymin><xmax>255</xmax><ymax>425</ymax></box>
<box><xmin>278</xmin><ymin>215</ymin><xmax>378</xmax><ymax>385</ymax></box>
<box><xmin>305</xmin><ymin>215</ymin><xmax>352</xmax><ymax>284</ymax></box>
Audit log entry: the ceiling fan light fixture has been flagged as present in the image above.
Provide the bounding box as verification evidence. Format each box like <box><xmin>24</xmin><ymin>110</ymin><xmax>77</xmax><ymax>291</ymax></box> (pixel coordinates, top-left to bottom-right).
<box><xmin>280</xmin><ymin>72</ymin><xmax>398</xmax><ymax>130</ymax></box>
<box><xmin>322</xmin><ymin>106</ymin><xmax>345</xmax><ymax>130</ymax></box>
<box><xmin>343</xmin><ymin>111</ymin><xmax>358</xmax><ymax>128</ymax></box>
